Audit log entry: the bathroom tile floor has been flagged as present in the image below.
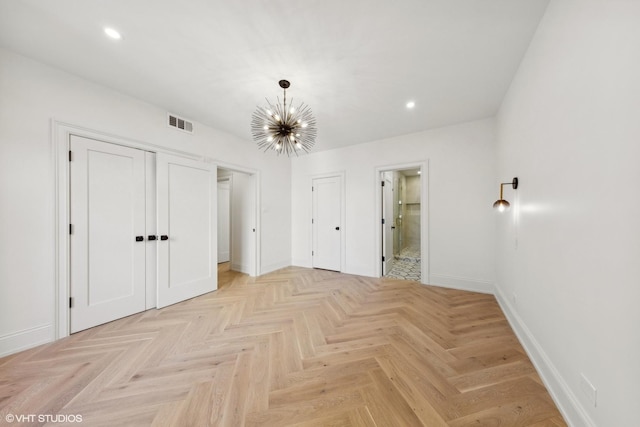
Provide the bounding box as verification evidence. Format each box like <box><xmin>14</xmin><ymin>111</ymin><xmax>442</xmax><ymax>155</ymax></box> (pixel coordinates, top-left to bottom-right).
<box><xmin>385</xmin><ymin>245</ymin><xmax>421</xmax><ymax>282</ymax></box>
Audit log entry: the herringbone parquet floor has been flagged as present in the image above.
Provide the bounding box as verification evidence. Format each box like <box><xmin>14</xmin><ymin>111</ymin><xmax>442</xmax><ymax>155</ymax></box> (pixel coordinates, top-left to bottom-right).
<box><xmin>0</xmin><ymin>265</ymin><xmax>566</xmax><ymax>426</ymax></box>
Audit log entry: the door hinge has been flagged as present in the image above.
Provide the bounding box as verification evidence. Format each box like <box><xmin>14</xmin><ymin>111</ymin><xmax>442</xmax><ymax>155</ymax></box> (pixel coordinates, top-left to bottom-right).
<box><xmin>312</xmin><ymin>186</ymin><xmax>314</xmax><ymax>192</ymax></box>
<box><xmin>311</xmin><ymin>218</ymin><xmax>314</xmax><ymax>224</ymax></box>
<box><xmin>382</xmin><ymin>256</ymin><xmax>385</xmax><ymax>262</ymax></box>
<box><xmin>382</xmin><ymin>218</ymin><xmax>385</xmax><ymax>224</ymax></box>
<box><xmin>68</xmin><ymin>150</ymin><xmax>72</xmax><ymax>161</ymax></box>
<box><xmin>381</xmin><ymin>180</ymin><xmax>385</xmax><ymax>187</ymax></box>
<box><xmin>69</xmin><ymin>297</ymin><xmax>74</xmax><ymax>308</ymax></box>
<box><xmin>312</xmin><ymin>251</ymin><xmax>314</xmax><ymax>256</ymax></box>
<box><xmin>69</xmin><ymin>224</ymin><xmax>73</xmax><ymax>235</ymax></box>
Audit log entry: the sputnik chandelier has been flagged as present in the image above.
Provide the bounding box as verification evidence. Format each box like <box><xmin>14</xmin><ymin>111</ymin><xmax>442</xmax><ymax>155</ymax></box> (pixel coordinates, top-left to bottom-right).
<box><xmin>251</xmin><ymin>79</ymin><xmax>317</xmax><ymax>156</ymax></box>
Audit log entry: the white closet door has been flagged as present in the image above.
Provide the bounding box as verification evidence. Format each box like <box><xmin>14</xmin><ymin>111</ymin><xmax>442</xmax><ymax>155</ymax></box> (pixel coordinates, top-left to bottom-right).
<box><xmin>156</xmin><ymin>154</ymin><xmax>217</xmax><ymax>308</ymax></box>
<box><xmin>312</xmin><ymin>176</ymin><xmax>342</xmax><ymax>271</ymax></box>
<box><xmin>145</xmin><ymin>152</ymin><xmax>158</xmax><ymax>309</ymax></box>
<box><xmin>69</xmin><ymin>135</ymin><xmax>146</xmax><ymax>333</ymax></box>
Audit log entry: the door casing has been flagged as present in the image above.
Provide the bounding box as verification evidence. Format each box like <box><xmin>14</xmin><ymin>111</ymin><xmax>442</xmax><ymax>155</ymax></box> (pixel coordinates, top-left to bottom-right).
<box><xmin>216</xmin><ymin>165</ymin><xmax>260</xmax><ymax>277</ymax></box>
<box><xmin>375</xmin><ymin>161</ymin><xmax>429</xmax><ymax>284</ymax></box>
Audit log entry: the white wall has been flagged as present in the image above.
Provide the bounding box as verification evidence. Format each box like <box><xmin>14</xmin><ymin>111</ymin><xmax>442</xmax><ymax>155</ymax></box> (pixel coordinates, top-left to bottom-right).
<box><xmin>404</xmin><ymin>175</ymin><xmax>421</xmax><ymax>250</ymax></box>
<box><xmin>291</xmin><ymin>119</ymin><xmax>497</xmax><ymax>292</ymax></box>
<box><xmin>0</xmin><ymin>47</ymin><xmax>291</xmax><ymax>356</ymax></box>
<box><xmin>495</xmin><ymin>1</ymin><xmax>640</xmax><ymax>426</ymax></box>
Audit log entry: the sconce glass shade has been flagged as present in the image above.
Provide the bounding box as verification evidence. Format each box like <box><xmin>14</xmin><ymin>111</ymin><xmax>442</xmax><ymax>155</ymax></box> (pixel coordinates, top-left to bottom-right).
<box><xmin>493</xmin><ymin>177</ymin><xmax>518</xmax><ymax>212</ymax></box>
<box><xmin>493</xmin><ymin>199</ymin><xmax>510</xmax><ymax>212</ymax></box>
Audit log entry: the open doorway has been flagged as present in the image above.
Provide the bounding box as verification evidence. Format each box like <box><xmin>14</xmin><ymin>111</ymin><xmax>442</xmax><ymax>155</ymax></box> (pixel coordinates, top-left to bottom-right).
<box><xmin>377</xmin><ymin>162</ymin><xmax>428</xmax><ymax>284</ymax></box>
<box><xmin>217</xmin><ymin>167</ymin><xmax>259</xmax><ymax>279</ymax></box>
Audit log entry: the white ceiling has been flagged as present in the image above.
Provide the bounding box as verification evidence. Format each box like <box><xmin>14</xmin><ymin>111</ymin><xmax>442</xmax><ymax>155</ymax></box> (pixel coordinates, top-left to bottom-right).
<box><xmin>0</xmin><ymin>0</ymin><xmax>549</xmax><ymax>152</ymax></box>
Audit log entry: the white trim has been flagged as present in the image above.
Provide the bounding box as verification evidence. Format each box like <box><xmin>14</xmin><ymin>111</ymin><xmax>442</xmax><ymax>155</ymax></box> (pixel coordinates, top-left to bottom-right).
<box><xmin>261</xmin><ymin>260</ymin><xmax>291</xmax><ymax>275</ymax></box>
<box><xmin>213</xmin><ymin>160</ymin><xmax>261</xmax><ymax>277</ymax></box>
<box><xmin>310</xmin><ymin>171</ymin><xmax>346</xmax><ymax>273</ymax></box>
<box><xmin>494</xmin><ymin>286</ymin><xmax>596</xmax><ymax>427</ymax></box>
<box><xmin>429</xmin><ymin>274</ymin><xmax>494</xmax><ymax>294</ymax></box>
<box><xmin>374</xmin><ymin>161</ymin><xmax>430</xmax><ymax>284</ymax></box>
<box><xmin>57</xmin><ymin>121</ymin><xmax>200</xmax><ymax>159</ymax></box>
<box><xmin>0</xmin><ymin>324</ymin><xmax>53</xmax><ymax>357</ymax></box>
<box><xmin>231</xmin><ymin>262</ymin><xmax>249</xmax><ymax>274</ymax></box>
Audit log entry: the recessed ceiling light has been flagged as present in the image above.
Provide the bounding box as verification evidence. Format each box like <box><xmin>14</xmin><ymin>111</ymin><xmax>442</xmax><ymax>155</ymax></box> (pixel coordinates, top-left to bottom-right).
<box><xmin>104</xmin><ymin>27</ymin><xmax>122</xmax><ymax>40</ymax></box>
<box><xmin>406</xmin><ymin>101</ymin><xmax>416</xmax><ymax>109</ymax></box>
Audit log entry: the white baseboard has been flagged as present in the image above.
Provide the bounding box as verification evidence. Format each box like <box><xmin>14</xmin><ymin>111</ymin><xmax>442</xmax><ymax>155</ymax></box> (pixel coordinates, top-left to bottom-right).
<box><xmin>291</xmin><ymin>258</ymin><xmax>312</xmax><ymax>269</ymax></box>
<box><xmin>260</xmin><ymin>260</ymin><xmax>290</xmax><ymax>275</ymax></box>
<box><xmin>231</xmin><ymin>262</ymin><xmax>251</xmax><ymax>275</ymax></box>
<box><xmin>429</xmin><ymin>274</ymin><xmax>494</xmax><ymax>294</ymax></box>
<box><xmin>0</xmin><ymin>324</ymin><xmax>53</xmax><ymax>357</ymax></box>
<box><xmin>218</xmin><ymin>252</ymin><xmax>230</xmax><ymax>263</ymax></box>
<box><xmin>494</xmin><ymin>287</ymin><xmax>596</xmax><ymax>427</ymax></box>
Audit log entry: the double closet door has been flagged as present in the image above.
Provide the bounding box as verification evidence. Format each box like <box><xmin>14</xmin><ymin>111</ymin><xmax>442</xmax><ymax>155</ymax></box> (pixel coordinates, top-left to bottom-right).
<box><xmin>69</xmin><ymin>135</ymin><xmax>217</xmax><ymax>333</ymax></box>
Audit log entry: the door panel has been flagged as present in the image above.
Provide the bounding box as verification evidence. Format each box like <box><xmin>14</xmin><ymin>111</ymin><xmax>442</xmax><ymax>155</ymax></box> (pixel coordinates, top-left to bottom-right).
<box><xmin>230</xmin><ymin>172</ymin><xmax>256</xmax><ymax>275</ymax></box>
<box><xmin>69</xmin><ymin>135</ymin><xmax>146</xmax><ymax>333</ymax></box>
<box><xmin>217</xmin><ymin>179</ymin><xmax>231</xmax><ymax>263</ymax></box>
<box><xmin>383</xmin><ymin>176</ymin><xmax>394</xmax><ymax>274</ymax></box>
<box><xmin>145</xmin><ymin>152</ymin><xmax>157</xmax><ymax>309</ymax></box>
<box><xmin>312</xmin><ymin>176</ymin><xmax>341</xmax><ymax>271</ymax></box>
<box><xmin>157</xmin><ymin>154</ymin><xmax>217</xmax><ymax>308</ymax></box>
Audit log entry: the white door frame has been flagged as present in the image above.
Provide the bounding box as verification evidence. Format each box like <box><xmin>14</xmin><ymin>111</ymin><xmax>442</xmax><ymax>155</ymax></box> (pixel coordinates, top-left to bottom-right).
<box><xmin>310</xmin><ymin>171</ymin><xmax>346</xmax><ymax>272</ymax></box>
<box><xmin>53</xmin><ymin>121</ymin><xmax>261</xmax><ymax>339</ymax></box>
<box><xmin>215</xmin><ymin>162</ymin><xmax>261</xmax><ymax>277</ymax></box>
<box><xmin>374</xmin><ymin>161</ymin><xmax>429</xmax><ymax>284</ymax></box>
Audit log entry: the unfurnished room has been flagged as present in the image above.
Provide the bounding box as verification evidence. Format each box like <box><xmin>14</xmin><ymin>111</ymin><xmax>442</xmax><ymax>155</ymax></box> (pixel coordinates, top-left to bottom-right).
<box><xmin>0</xmin><ymin>1</ymin><xmax>638</xmax><ymax>426</ymax></box>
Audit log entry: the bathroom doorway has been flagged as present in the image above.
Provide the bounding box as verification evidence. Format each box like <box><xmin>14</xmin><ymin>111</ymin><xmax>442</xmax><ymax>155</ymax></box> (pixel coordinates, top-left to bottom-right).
<box><xmin>377</xmin><ymin>163</ymin><xmax>428</xmax><ymax>283</ymax></box>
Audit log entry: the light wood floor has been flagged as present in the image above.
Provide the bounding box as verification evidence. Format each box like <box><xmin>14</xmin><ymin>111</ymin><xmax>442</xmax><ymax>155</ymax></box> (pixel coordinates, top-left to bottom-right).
<box><xmin>0</xmin><ymin>265</ymin><xmax>566</xmax><ymax>426</ymax></box>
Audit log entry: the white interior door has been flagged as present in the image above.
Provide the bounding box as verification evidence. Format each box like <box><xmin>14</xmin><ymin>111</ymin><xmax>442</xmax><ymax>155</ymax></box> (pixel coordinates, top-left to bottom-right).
<box><xmin>312</xmin><ymin>176</ymin><xmax>342</xmax><ymax>271</ymax></box>
<box><xmin>383</xmin><ymin>175</ymin><xmax>394</xmax><ymax>275</ymax></box>
<box><xmin>69</xmin><ymin>135</ymin><xmax>146</xmax><ymax>333</ymax></box>
<box><xmin>157</xmin><ymin>153</ymin><xmax>217</xmax><ymax>308</ymax></box>
<box><xmin>230</xmin><ymin>172</ymin><xmax>256</xmax><ymax>276</ymax></box>
<box><xmin>145</xmin><ymin>152</ymin><xmax>157</xmax><ymax>309</ymax></box>
<box><xmin>217</xmin><ymin>179</ymin><xmax>231</xmax><ymax>263</ymax></box>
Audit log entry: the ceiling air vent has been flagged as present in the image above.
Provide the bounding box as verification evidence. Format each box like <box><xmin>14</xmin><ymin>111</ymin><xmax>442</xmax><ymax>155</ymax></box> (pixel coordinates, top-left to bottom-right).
<box><xmin>168</xmin><ymin>113</ymin><xmax>194</xmax><ymax>134</ymax></box>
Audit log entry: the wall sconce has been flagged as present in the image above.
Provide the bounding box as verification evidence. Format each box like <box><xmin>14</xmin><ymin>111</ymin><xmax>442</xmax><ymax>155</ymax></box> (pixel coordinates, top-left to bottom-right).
<box><xmin>493</xmin><ymin>177</ymin><xmax>518</xmax><ymax>212</ymax></box>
